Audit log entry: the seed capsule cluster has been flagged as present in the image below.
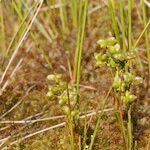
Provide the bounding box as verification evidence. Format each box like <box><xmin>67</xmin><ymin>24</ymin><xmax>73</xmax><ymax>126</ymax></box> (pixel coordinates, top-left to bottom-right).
<box><xmin>95</xmin><ymin>37</ymin><xmax>142</xmax><ymax>104</ymax></box>
<box><xmin>95</xmin><ymin>37</ymin><xmax>136</xmax><ymax>69</ymax></box>
<box><xmin>47</xmin><ymin>74</ymin><xmax>79</xmax><ymax>118</ymax></box>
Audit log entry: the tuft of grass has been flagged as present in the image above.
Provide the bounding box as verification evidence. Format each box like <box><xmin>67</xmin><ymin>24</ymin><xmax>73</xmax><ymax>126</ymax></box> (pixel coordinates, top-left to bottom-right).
<box><xmin>0</xmin><ymin>0</ymin><xmax>43</xmax><ymax>87</ymax></box>
<box><xmin>74</xmin><ymin>0</ymin><xmax>88</xmax><ymax>110</ymax></box>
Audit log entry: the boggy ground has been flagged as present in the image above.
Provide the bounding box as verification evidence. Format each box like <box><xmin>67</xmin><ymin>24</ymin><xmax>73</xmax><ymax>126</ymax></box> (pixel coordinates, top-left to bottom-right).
<box><xmin>0</xmin><ymin>0</ymin><xmax>150</xmax><ymax>149</ymax></box>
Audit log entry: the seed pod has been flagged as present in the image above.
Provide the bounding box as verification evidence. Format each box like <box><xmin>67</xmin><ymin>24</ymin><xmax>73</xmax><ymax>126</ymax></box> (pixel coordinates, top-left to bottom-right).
<box><xmin>124</xmin><ymin>72</ymin><xmax>134</xmax><ymax>84</ymax></box>
<box><xmin>122</xmin><ymin>91</ymin><xmax>137</xmax><ymax>104</ymax></box>
<box><xmin>71</xmin><ymin>110</ymin><xmax>79</xmax><ymax>117</ymax></box>
<box><xmin>95</xmin><ymin>53</ymin><xmax>107</xmax><ymax>67</ymax></box>
<box><xmin>113</xmin><ymin>53</ymin><xmax>124</xmax><ymax>61</ymax></box>
<box><xmin>97</xmin><ymin>37</ymin><xmax>117</xmax><ymax>48</ymax></box>
<box><xmin>47</xmin><ymin>74</ymin><xmax>62</xmax><ymax>82</ymax></box>
<box><xmin>59</xmin><ymin>95</ymin><xmax>68</xmax><ymax>106</ymax></box>
<box><xmin>63</xmin><ymin>106</ymin><xmax>70</xmax><ymax>115</ymax></box>
<box><xmin>113</xmin><ymin>75</ymin><xmax>122</xmax><ymax>91</ymax></box>
<box><xmin>108</xmin><ymin>58</ymin><xmax>117</xmax><ymax>68</ymax></box>
<box><xmin>108</xmin><ymin>44</ymin><xmax>120</xmax><ymax>54</ymax></box>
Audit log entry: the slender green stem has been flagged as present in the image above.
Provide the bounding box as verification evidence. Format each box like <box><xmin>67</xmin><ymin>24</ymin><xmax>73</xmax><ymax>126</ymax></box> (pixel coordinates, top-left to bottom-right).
<box><xmin>67</xmin><ymin>84</ymin><xmax>75</xmax><ymax>150</ymax></box>
<box><xmin>128</xmin><ymin>0</ymin><xmax>132</xmax><ymax>51</ymax></box>
<box><xmin>71</xmin><ymin>0</ymin><xmax>78</xmax><ymax>27</ymax></box>
<box><xmin>74</xmin><ymin>0</ymin><xmax>88</xmax><ymax>110</ymax></box>
<box><xmin>115</xmin><ymin>112</ymin><xmax>127</xmax><ymax>150</ymax></box>
<box><xmin>142</xmin><ymin>0</ymin><xmax>150</xmax><ymax>72</ymax></box>
<box><xmin>108</xmin><ymin>0</ymin><xmax>119</xmax><ymax>42</ymax></box>
<box><xmin>89</xmin><ymin>87</ymin><xmax>112</xmax><ymax>150</ymax></box>
<box><xmin>83</xmin><ymin>111</ymin><xmax>88</xmax><ymax>150</ymax></box>
<box><xmin>128</xmin><ymin>105</ymin><xmax>133</xmax><ymax>150</ymax></box>
<box><xmin>132</xmin><ymin>20</ymin><xmax>150</xmax><ymax>51</ymax></box>
<box><xmin>59</xmin><ymin>0</ymin><xmax>68</xmax><ymax>33</ymax></box>
<box><xmin>119</xmin><ymin>0</ymin><xmax>126</xmax><ymax>51</ymax></box>
<box><xmin>0</xmin><ymin>2</ymin><xmax>6</xmax><ymax>55</ymax></box>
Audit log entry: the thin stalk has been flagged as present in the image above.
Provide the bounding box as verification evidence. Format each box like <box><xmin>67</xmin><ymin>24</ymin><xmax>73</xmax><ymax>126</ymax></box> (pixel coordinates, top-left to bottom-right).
<box><xmin>114</xmin><ymin>69</ymin><xmax>127</xmax><ymax>149</ymax></box>
<box><xmin>128</xmin><ymin>105</ymin><xmax>133</xmax><ymax>150</ymax></box>
<box><xmin>115</xmin><ymin>112</ymin><xmax>127</xmax><ymax>150</ymax></box>
<box><xmin>89</xmin><ymin>87</ymin><xmax>112</xmax><ymax>150</ymax></box>
<box><xmin>74</xmin><ymin>0</ymin><xmax>88</xmax><ymax>109</ymax></box>
<box><xmin>108</xmin><ymin>0</ymin><xmax>119</xmax><ymax>42</ymax></box>
<box><xmin>131</xmin><ymin>20</ymin><xmax>150</xmax><ymax>71</ymax></box>
<box><xmin>119</xmin><ymin>0</ymin><xmax>126</xmax><ymax>51</ymax></box>
<box><xmin>74</xmin><ymin>0</ymin><xmax>83</xmax><ymax>81</ymax></box>
<box><xmin>132</xmin><ymin>20</ymin><xmax>150</xmax><ymax>51</ymax></box>
<box><xmin>66</xmin><ymin>84</ymin><xmax>75</xmax><ymax>150</ymax></box>
<box><xmin>83</xmin><ymin>111</ymin><xmax>88</xmax><ymax>150</ymax></box>
<box><xmin>59</xmin><ymin>0</ymin><xmax>68</xmax><ymax>33</ymax></box>
<box><xmin>71</xmin><ymin>0</ymin><xmax>78</xmax><ymax>27</ymax></box>
<box><xmin>0</xmin><ymin>2</ymin><xmax>6</xmax><ymax>56</ymax></box>
<box><xmin>68</xmin><ymin>112</ymin><xmax>75</xmax><ymax>150</ymax></box>
<box><xmin>79</xmin><ymin>135</ymin><xmax>81</xmax><ymax>150</ymax></box>
<box><xmin>128</xmin><ymin>0</ymin><xmax>132</xmax><ymax>51</ymax></box>
<box><xmin>142</xmin><ymin>0</ymin><xmax>150</xmax><ymax>72</ymax></box>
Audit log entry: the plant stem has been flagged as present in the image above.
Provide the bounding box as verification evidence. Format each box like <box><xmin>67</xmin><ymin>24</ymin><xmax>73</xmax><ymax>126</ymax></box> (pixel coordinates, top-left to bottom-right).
<box><xmin>119</xmin><ymin>0</ymin><xmax>126</xmax><ymax>51</ymax></box>
<box><xmin>74</xmin><ymin>0</ymin><xmax>88</xmax><ymax>110</ymax></box>
<box><xmin>142</xmin><ymin>0</ymin><xmax>150</xmax><ymax>73</ymax></box>
<box><xmin>128</xmin><ymin>0</ymin><xmax>132</xmax><ymax>51</ymax></box>
<box><xmin>67</xmin><ymin>84</ymin><xmax>75</xmax><ymax>150</ymax></box>
<box><xmin>59</xmin><ymin>0</ymin><xmax>68</xmax><ymax>33</ymax></box>
<box><xmin>132</xmin><ymin>20</ymin><xmax>150</xmax><ymax>51</ymax></box>
<box><xmin>108</xmin><ymin>0</ymin><xmax>119</xmax><ymax>42</ymax></box>
<box><xmin>128</xmin><ymin>105</ymin><xmax>133</xmax><ymax>150</ymax></box>
<box><xmin>115</xmin><ymin>112</ymin><xmax>127</xmax><ymax>150</ymax></box>
<box><xmin>89</xmin><ymin>87</ymin><xmax>112</xmax><ymax>150</ymax></box>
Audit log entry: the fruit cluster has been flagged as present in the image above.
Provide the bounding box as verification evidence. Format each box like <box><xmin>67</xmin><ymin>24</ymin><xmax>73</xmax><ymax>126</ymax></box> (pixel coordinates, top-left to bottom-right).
<box><xmin>95</xmin><ymin>37</ymin><xmax>142</xmax><ymax>104</ymax></box>
<box><xmin>47</xmin><ymin>74</ymin><xmax>79</xmax><ymax>118</ymax></box>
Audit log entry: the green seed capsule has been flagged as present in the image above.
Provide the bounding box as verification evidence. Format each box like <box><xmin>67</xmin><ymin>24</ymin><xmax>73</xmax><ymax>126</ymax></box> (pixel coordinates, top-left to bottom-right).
<box><xmin>95</xmin><ymin>53</ymin><xmax>107</xmax><ymax>67</ymax></box>
<box><xmin>113</xmin><ymin>53</ymin><xmax>124</xmax><ymax>61</ymax></box>
<box><xmin>113</xmin><ymin>77</ymin><xmax>122</xmax><ymax>90</ymax></box>
<box><xmin>71</xmin><ymin>110</ymin><xmax>79</xmax><ymax>117</ymax></box>
<box><xmin>95</xmin><ymin>53</ymin><xmax>107</xmax><ymax>61</ymax></box>
<box><xmin>124</xmin><ymin>72</ymin><xmax>134</xmax><ymax>84</ymax></box>
<box><xmin>97</xmin><ymin>37</ymin><xmax>117</xmax><ymax>48</ymax></box>
<box><xmin>120</xmin><ymin>82</ymin><xmax>126</xmax><ymax>92</ymax></box>
<box><xmin>108</xmin><ymin>59</ymin><xmax>117</xmax><ymax>68</ymax></box>
<box><xmin>123</xmin><ymin>91</ymin><xmax>137</xmax><ymax>104</ymax></box>
<box><xmin>59</xmin><ymin>95</ymin><xmax>68</xmax><ymax>106</ymax></box>
<box><xmin>47</xmin><ymin>74</ymin><xmax>62</xmax><ymax>82</ymax></box>
<box><xmin>108</xmin><ymin>44</ymin><xmax>120</xmax><ymax>54</ymax></box>
<box><xmin>63</xmin><ymin>106</ymin><xmax>70</xmax><ymax>115</ymax></box>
